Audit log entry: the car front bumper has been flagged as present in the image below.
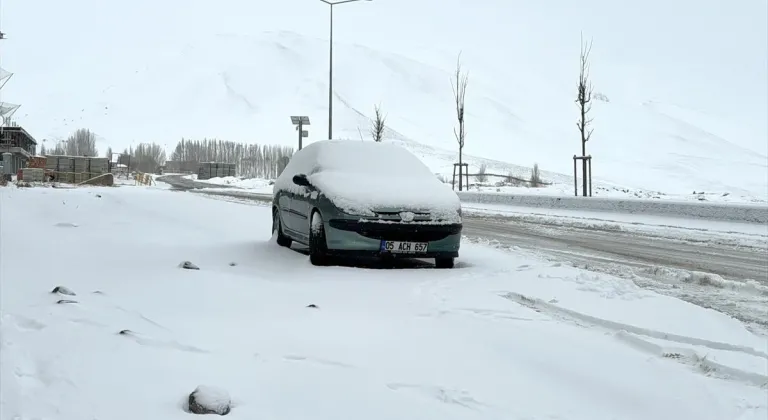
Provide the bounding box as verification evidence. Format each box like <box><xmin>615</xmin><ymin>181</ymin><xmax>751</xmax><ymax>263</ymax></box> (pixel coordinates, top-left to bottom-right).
<box><xmin>326</xmin><ymin>219</ymin><xmax>462</xmax><ymax>258</ymax></box>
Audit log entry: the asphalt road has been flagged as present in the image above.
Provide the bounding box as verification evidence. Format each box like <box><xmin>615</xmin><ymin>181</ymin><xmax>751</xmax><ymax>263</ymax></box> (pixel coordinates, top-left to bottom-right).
<box><xmin>158</xmin><ymin>175</ymin><xmax>767</xmax><ymax>283</ymax></box>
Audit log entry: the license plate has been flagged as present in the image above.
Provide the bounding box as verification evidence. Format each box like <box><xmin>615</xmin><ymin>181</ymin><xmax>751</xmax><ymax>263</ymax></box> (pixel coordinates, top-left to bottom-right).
<box><xmin>380</xmin><ymin>240</ymin><xmax>429</xmax><ymax>254</ymax></box>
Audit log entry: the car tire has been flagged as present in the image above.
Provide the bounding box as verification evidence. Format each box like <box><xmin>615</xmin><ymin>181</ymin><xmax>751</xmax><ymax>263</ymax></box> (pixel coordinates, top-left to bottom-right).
<box><xmin>435</xmin><ymin>257</ymin><xmax>455</xmax><ymax>269</ymax></box>
<box><xmin>309</xmin><ymin>211</ymin><xmax>329</xmax><ymax>266</ymax></box>
<box><xmin>273</xmin><ymin>207</ymin><xmax>292</xmax><ymax>248</ymax></box>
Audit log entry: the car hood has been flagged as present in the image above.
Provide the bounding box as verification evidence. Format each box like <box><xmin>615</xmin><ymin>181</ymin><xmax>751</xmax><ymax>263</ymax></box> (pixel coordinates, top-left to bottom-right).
<box><xmin>309</xmin><ymin>172</ymin><xmax>461</xmax><ymax>222</ymax></box>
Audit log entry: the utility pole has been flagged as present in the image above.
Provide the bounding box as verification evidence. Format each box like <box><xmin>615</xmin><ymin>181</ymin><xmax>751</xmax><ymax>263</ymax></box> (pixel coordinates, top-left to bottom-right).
<box><xmin>291</xmin><ymin>116</ymin><xmax>310</xmax><ymax>150</ymax></box>
<box><xmin>319</xmin><ymin>0</ymin><xmax>372</xmax><ymax>140</ymax></box>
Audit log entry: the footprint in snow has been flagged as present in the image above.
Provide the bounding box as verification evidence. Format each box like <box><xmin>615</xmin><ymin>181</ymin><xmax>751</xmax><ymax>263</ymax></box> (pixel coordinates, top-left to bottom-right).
<box><xmin>54</xmin><ymin>222</ymin><xmax>78</xmax><ymax>228</ymax></box>
<box><xmin>386</xmin><ymin>383</ymin><xmax>487</xmax><ymax>410</ymax></box>
<box><xmin>282</xmin><ymin>354</ymin><xmax>355</xmax><ymax>368</ymax></box>
<box><xmin>9</xmin><ymin>315</ymin><xmax>46</xmax><ymax>331</ymax></box>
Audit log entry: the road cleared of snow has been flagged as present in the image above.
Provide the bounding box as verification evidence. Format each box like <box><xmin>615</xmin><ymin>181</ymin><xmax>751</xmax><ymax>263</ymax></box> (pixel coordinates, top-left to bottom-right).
<box><xmin>1</xmin><ymin>184</ymin><xmax>766</xmax><ymax>420</ymax></box>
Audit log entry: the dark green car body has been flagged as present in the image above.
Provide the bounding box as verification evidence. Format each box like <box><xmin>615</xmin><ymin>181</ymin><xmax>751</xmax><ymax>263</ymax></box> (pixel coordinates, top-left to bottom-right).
<box><xmin>271</xmin><ymin>141</ymin><xmax>462</xmax><ymax>268</ymax></box>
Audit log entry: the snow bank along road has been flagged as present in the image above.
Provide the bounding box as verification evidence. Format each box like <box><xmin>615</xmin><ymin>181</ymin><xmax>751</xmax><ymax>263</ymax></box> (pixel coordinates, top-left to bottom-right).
<box><xmin>159</xmin><ymin>175</ymin><xmax>768</xmax><ymax>332</ymax></box>
<box><xmin>1</xmin><ymin>184</ymin><xmax>767</xmax><ymax>420</ymax></box>
<box><xmin>456</xmin><ymin>192</ymin><xmax>768</xmax><ymax>224</ymax></box>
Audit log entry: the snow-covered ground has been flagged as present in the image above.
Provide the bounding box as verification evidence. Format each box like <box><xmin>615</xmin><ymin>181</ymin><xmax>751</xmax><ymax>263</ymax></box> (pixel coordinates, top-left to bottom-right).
<box><xmin>1</xmin><ymin>183</ymin><xmax>766</xmax><ymax>419</ymax></box>
<box><xmin>184</xmin><ymin>174</ymin><xmax>274</xmax><ymax>194</ymax></box>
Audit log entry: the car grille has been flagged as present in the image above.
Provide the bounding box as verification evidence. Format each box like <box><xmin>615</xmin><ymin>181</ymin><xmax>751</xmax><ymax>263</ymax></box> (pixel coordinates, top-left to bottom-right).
<box><xmin>374</xmin><ymin>211</ymin><xmax>431</xmax><ymax>222</ymax></box>
<box><xmin>329</xmin><ymin>220</ymin><xmax>462</xmax><ymax>242</ymax></box>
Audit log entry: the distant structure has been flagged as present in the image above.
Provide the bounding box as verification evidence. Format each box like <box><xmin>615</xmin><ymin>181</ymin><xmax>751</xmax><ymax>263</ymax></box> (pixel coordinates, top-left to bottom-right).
<box><xmin>0</xmin><ymin>19</ymin><xmax>38</xmax><ymax>175</ymax></box>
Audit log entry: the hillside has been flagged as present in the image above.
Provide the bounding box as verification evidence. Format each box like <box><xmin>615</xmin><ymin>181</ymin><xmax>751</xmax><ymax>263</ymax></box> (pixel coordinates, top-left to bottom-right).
<box><xmin>3</xmin><ymin>0</ymin><xmax>766</xmax><ymax>199</ymax></box>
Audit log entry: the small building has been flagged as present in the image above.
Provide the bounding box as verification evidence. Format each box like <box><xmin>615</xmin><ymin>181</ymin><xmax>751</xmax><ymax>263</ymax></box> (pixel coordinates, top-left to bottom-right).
<box><xmin>0</xmin><ymin>126</ymin><xmax>37</xmax><ymax>174</ymax></box>
<box><xmin>164</xmin><ymin>160</ymin><xmax>200</xmax><ymax>174</ymax></box>
<box><xmin>198</xmin><ymin>162</ymin><xmax>236</xmax><ymax>180</ymax></box>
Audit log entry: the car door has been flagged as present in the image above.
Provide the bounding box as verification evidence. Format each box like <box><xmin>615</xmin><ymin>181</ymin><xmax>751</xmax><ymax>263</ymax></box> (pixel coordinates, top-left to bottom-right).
<box><xmin>277</xmin><ymin>191</ymin><xmax>293</xmax><ymax>232</ymax></box>
<box><xmin>289</xmin><ymin>185</ymin><xmax>312</xmax><ymax>243</ymax></box>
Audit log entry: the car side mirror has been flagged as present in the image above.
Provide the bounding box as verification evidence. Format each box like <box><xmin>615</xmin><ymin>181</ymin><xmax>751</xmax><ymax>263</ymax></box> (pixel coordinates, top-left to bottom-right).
<box><xmin>292</xmin><ymin>174</ymin><xmax>310</xmax><ymax>187</ymax></box>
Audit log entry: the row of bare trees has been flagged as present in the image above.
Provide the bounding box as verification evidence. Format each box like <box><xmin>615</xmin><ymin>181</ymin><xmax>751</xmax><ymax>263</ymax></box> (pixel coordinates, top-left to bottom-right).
<box><xmin>449</xmin><ymin>40</ymin><xmax>595</xmax><ymax>192</ymax></box>
<box><xmin>365</xmin><ymin>35</ymin><xmax>596</xmax><ymax>193</ymax></box>
<box><xmin>40</xmin><ymin>128</ymin><xmax>98</xmax><ymax>157</ymax></box>
<box><xmin>170</xmin><ymin>138</ymin><xmax>293</xmax><ymax>179</ymax></box>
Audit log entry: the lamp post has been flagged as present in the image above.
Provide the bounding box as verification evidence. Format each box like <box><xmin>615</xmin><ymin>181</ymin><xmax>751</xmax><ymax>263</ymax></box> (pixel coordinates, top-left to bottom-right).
<box><xmin>319</xmin><ymin>0</ymin><xmax>371</xmax><ymax>140</ymax></box>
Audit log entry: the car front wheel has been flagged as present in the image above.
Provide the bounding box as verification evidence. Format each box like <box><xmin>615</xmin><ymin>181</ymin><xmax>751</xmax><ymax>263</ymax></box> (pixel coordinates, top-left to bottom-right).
<box><xmin>435</xmin><ymin>257</ymin><xmax>454</xmax><ymax>269</ymax></box>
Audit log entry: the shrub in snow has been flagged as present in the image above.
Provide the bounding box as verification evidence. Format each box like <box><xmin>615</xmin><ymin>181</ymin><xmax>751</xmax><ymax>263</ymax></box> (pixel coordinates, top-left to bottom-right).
<box><xmin>187</xmin><ymin>385</ymin><xmax>231</xmax><ymax>416</ymax></box>
<box><xmin>51</xmin><ymin>286</ymin><xmax>76</xmax><ymax>296</ymax></box>
<box><xmin>179</xmin><ymin>261</ymin><xmax>200</xmax><ymax>270</ymax></box>
<box><xmin>306</xmin><ymin>304</ymin><xmax>319</xmax><ymax>309</ymax></box>
<box><xmin>506</xmin><ymin>171</ymin><xmax>524</xmax><ymax>187</ymax></box>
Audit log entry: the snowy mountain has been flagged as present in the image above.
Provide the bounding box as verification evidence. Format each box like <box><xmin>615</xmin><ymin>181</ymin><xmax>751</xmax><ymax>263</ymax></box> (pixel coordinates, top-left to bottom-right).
<box><xmin>2</xmin><ymin>0</ymin><xmax>766</xmax><ymax>198</ymax></box>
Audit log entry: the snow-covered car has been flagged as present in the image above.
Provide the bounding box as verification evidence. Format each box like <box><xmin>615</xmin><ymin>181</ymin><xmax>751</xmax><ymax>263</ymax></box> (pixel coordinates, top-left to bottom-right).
<box><xmin>272</xmin><ymin>140</ymin><xmax>463</xmax><ymax>268</ymax></box>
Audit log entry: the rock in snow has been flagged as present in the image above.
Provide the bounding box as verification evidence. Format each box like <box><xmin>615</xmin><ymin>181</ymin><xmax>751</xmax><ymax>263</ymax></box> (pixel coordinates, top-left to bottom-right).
<box><xmin>51</xmin><ymin>286</ymin><xmax>76</xmax><ymax>296</ymax></box>
<box><xmin>179</xmin><ymin>261</ymin><xmax>200</xmax><ymax>270</ymax></box>
<box><xmin>187</xmin><ymin>385</ymin><xmax>231</xmax><ymax>416</ymax></box>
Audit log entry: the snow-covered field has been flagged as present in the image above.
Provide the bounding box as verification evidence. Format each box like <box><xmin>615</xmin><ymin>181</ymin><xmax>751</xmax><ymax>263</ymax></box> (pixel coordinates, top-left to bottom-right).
<box><xmin>1</xmin><ymin>183</ymin><xmax>766</xmax><ymax>419</ymax></box>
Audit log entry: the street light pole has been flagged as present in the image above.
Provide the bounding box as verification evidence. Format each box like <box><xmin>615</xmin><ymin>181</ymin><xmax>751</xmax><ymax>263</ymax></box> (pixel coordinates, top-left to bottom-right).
<box><xmin>320</xmin><ymin>0</ymin><xmax>371</xmax><ymax>140</ymax></box>
<box><xmin>328</xmin><ymin>3</ymin><xmax>333</xmax><ymax>140</ymax></box>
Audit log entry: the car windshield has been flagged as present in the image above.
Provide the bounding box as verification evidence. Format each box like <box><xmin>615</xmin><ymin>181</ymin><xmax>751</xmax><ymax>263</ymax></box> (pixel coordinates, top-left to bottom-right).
<box><xmin>312</xmin><ymin>141</ymin><xmax>435</xmax><ymax>179</ymax></box>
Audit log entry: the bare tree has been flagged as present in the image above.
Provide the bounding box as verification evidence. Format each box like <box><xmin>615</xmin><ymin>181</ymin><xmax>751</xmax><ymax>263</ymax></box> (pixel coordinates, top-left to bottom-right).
<box><xmin>576</xmin><ymin>33</ymin><xmax>594</xmax><ymax>197</ymax></box>
<box><xmin>131</xmin><ymin>143</ymin><xmax>167</xmax><ymax>173</ymax></box>
<box><xmin>530</xmin><ymin>163</ymin><xmax>543</xmax><ymax>187</ymax></box>
<box><xmin>475</xmin><ymin>163</ymin><xmax>488</xmax><ymax>183</ymax></box>
<box><xmin>63</xmin><ymin>128</ymin><xmax>98</xmax><ymax>156</ymax></box>
<box><xmin>370</xmin><ymin>104</ymin><xmax>387</xmax><ymax>142</ymax></box>
<box><xmin>49</xmin><ymin>141</ymin><xmax>66</xmax><ymax>155</ymax></box>
<box><xmin>104</xmin><ymin>146</ymin><xmax>113</xmax><ymax>159</ymax></box>
<box><xmin>451</xmin><ymin>53</ymin><xmax>469</xmax><ymax>190</ymax></box>
<box><xmin>277</xmin><ymin>156</ymin><xmax>290</xmax><ymax>177</ymax></box>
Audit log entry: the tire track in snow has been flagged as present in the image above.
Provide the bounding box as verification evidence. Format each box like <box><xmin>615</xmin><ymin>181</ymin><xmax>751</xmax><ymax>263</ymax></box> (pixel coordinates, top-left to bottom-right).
<box><xmin>615</xmin><ymin>331</ymin><xmax>768</xmax><ymax>388</ymax></box>
<box><xmin>502</xmin><ymin>292</ymin><xmax>768</xmax><ymax>387</ymax></box>
<box><xmin>118</xmin><ymin>329</ymin><xmax>208</xmax><ymax>354</ymax></box>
